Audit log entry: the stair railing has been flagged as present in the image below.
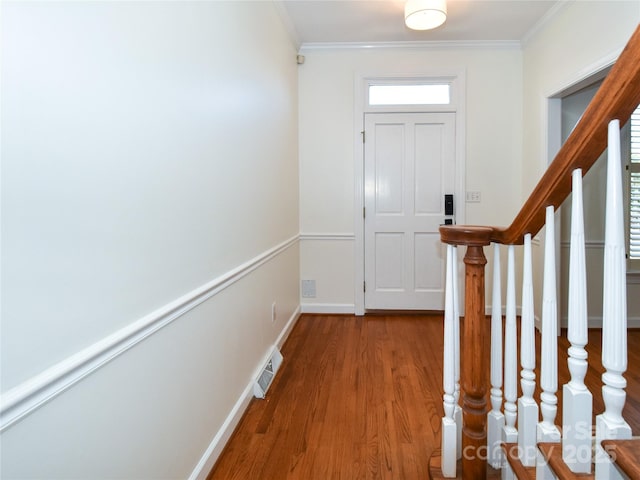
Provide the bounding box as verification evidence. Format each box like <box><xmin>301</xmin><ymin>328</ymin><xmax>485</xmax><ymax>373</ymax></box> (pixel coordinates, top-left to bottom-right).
<box><xmin>562</xmin><ymin>167</ymin><xmax>592</xmax><ymax>475</ymax></box>
<box><xmin>433</xmin><ymin>24</ymin><xmax>640</xmax><ymax>480</ymax></box>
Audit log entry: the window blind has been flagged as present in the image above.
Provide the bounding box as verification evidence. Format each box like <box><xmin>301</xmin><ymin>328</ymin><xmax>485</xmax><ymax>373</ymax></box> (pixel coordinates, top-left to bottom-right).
<box><xmin>629</xmin><ymin>106</ymin><xmax>640</xmax><ymax>259</ymax></box>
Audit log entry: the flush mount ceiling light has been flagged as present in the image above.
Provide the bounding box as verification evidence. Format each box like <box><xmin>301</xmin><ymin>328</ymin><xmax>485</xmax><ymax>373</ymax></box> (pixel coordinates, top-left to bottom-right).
<box><xmin>405</xmin><ymin>0</ymin><xmax>447</xmax><ymax>31</ymax></box>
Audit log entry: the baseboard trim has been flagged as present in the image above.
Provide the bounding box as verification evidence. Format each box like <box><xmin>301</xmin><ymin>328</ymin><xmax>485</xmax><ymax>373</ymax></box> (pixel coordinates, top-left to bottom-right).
<box><xmin>585</xmin><ymin>316</ymin><xmax>640</xmax><ymax>329</ymax></box>
<box><xmin>275</xmin><ymin>306</ymin><xmax>302</xmax><ymax>349</ymax></box>
<box><xmin>188</xmin><ymin>306</ymin><xmax>301</xmax><ymax>480</ymax></box>
<box><xmin>188</xmin><ymin>378</ymin><xmax>255</xmax><ymax>480</ymax></box>
<box><xmin>559</xmin><ymin>316</ymin><xmax>640</xmax><ymax>329</ymax></box>
<box><xmin>0</xmin><ymin>235</ymin><xmax>300</xmax><ymax>433</ymax></box>
<box><xmin>300</xmin><ymin>303</ymin><xmax>356</xmax><ymax>314</ymax></box>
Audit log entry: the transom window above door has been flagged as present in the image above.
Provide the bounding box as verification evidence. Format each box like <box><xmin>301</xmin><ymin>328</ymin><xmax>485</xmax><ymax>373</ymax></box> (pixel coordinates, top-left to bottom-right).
<box><xmin>368</xmin><ymin>83</ymin><xmax>451</xmax><ymax>106</ymax></box>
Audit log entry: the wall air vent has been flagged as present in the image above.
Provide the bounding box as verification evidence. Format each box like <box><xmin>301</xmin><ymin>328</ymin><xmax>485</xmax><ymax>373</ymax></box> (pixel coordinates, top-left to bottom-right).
<box><xmin>253</xmin><ymin>346</ymin><xmax>283</xmax><ymax>399</ymax></box>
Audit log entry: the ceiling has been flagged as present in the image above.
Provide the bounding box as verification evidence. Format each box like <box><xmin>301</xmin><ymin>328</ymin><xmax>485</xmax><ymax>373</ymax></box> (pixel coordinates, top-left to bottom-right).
<box><xmin>280</xmin><ymin>0</ymin><xmax>561</xmax><ymax>46</ymax></box>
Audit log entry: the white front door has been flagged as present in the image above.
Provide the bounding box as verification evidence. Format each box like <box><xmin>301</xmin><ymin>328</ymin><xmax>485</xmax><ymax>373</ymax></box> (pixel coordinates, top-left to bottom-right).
<box><xmin>364</xmin><ymin>112</ymin><xmax>456</xmax><ymax>310</ymax></box>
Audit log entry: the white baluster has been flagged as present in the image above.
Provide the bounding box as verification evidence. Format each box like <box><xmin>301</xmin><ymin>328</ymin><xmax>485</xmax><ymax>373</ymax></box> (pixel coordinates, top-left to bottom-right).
<box><xmin>518</xmin><ymin>233</ymin><xmax>538</xmax><ymax>467</ymax></box>
<box><xmin>536</xmin><ymin>206</ymin><xmax>561</xmax><ymax>479</ymax></box>
<box><xmin>595</xmin><ymin>119</ymin><xmax>632</xmax><ymax>479</ymax></box>
<box><xmin>488</xmin><ymin>243</ymin><xmax>505</xmax><ymax>469</ymax></box>
<box><xmin>502</xmin><ymin>245</ymin><xmax>517</xmax><ymax>480</ymax></box>
<box><xmin>563</xmin><ymin>168</ymin><xmax>593</xmax><ymax>474</ymax></box>
<box><xmin>452</xmin><ymin>246</ymin><xmax>462</xmax><ymax>460</ymax></box>
<box><xmin>441</xmin><ymin>244</ymin><xmax>457</xmax><ymax>478</ymax></box>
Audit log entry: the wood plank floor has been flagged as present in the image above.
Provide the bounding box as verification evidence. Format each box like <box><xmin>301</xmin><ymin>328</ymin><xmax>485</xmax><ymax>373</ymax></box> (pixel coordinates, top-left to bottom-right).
<box><xmin>207</xmin><ymin>313</ymin><xmax>640</xmax><ymax>480</ymax></box>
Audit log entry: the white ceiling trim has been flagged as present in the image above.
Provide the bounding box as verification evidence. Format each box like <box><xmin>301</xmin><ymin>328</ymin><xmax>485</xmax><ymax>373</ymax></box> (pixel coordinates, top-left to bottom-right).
<box><xmin>521</xmin><ymin>1</ymin><xmax>569</xmax><ymax>47</ymax></box>
<box><xmin>299</xmin><ymin>39</ymin><xmax>522</xmax><ymax>52</ymax></box>
<box><xmin>272</xmin><ymin>0</ymin><xmax>302</xmax><ymax>50</ymax></box>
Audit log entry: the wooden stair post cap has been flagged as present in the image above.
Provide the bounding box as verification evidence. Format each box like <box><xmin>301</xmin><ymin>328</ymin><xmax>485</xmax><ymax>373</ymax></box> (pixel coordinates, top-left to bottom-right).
<box><xmin>439</xmin><ymin>225</ymin><xmax>493</xmax><ymax>247</ymax></box>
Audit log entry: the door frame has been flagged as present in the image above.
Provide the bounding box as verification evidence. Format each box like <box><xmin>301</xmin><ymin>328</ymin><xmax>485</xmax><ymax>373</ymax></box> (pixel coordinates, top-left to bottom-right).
<box><xmin>354</xmin><ymin>71</ymin><xmax>467</xmax><ymax>315</ymax></box>
<box><xmin>546</xmin><ymin>56</ymin><xmax>616</xmax><ymax>331</ymax></box>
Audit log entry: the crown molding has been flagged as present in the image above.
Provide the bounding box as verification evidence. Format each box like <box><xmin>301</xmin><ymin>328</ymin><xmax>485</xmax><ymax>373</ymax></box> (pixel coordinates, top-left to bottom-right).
<box><xmin>299</xmin><ymin>40</ymin><xmax>522</xmax><ymax>52</ymax></box>
<box><xmin>272</xmin><ymin>0</ymin><xmax>301</xmax><ymax>50</ymax></box>
<box><xmin>521</xmin><ymin>0</ymin><xmax>570</xmax><ymax>47</ymax></box>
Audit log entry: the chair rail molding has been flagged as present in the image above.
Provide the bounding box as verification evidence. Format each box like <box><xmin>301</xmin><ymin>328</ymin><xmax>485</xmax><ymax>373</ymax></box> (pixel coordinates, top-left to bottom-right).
<box><xmin>299</xmin><ymin>233</ymin><xmax>355</xmax><ymax>241</ymax></box>
<box><xmin>0</xmin><ymin>234</ymin><xmax>300</xmax><ymax>432</ymax></box>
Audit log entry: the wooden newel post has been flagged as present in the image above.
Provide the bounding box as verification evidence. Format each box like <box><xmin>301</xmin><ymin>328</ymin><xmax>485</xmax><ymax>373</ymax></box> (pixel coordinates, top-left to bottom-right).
<box><xmin>461</xmin><ymin>244</ymin><xmax>489</xmax><ymax>479</ymax></box>
<box><xmin>440</xmin><ymin>226</ymin><xmax>493</xmax><ymax>480</ymax></box>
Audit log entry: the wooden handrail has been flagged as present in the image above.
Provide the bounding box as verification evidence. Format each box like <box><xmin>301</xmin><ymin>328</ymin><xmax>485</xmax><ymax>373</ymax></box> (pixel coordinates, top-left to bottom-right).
<box><xmin>432</xmin><ymin>25</ymin><xmax>640</xmax><ymax>480</ymax></box>
<box><xmin>441</xmin><ymin>24</ymin><xmax>640</xmax><ymax>247</ymax></box>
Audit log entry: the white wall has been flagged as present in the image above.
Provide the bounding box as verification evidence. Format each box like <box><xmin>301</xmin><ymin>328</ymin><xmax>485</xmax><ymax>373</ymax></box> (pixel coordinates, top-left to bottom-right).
<box><xmin>521</xmin><ymin>1</ymin><xmax>640</xmax><ymax>322</ymax></box>
<box><xmin>1</xmin><ymin>1</ymin><xmax>300</xmax><ymax>478</ymax></box>
<box><xmin>298</xmin><ymin>46</ymin><xmax>523</xmax><ymax>311</ymax></box>
<box><xmin>522</xmin><ymin>2</ymin><xmax>639</xmax><ymax>193</ymax></box>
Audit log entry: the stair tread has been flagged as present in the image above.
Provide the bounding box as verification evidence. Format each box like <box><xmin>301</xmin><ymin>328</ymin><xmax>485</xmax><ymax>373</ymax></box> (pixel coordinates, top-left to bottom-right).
<box><xmin>537</xmin><ymin>442</ymin><xmax>594</xmax><ymax>479</ymax></box>
<box><xmin>601</xmin><ymin>439</ymin><xmax>640</xmax><ymax>480</ymax></box>
<box><xmin>428</xmin><ymin>448</ymin><xmax>501</xmax><ymax>479</ymax></box>
<box><xmin>501</xmin><ymin>443</ymin><xmax>536</xmax><ymax>480</ymax></box>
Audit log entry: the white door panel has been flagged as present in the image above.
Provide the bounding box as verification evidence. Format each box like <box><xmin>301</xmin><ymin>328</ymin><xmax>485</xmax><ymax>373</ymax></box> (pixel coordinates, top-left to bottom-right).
<box><xmin>374</xmin><ymin>233</ymin><xmax>404</xmax><ymax>290</ymax></box>
<box><xmin>414</xmin><ymin>232</ymin><xmax>444</xmax><ymax>290</ymax></box>
<box><xmin>364</xmin><ymin>112</ymin><xmax>455</xmax><ymax>310</ymax></box>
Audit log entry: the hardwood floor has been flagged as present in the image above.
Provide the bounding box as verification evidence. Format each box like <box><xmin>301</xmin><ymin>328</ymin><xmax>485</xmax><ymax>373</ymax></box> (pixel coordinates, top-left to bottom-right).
<box><xmin>207</xmin><ymin>313</ymin><xmax>640</xmax><ymax>480</ymax></box>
